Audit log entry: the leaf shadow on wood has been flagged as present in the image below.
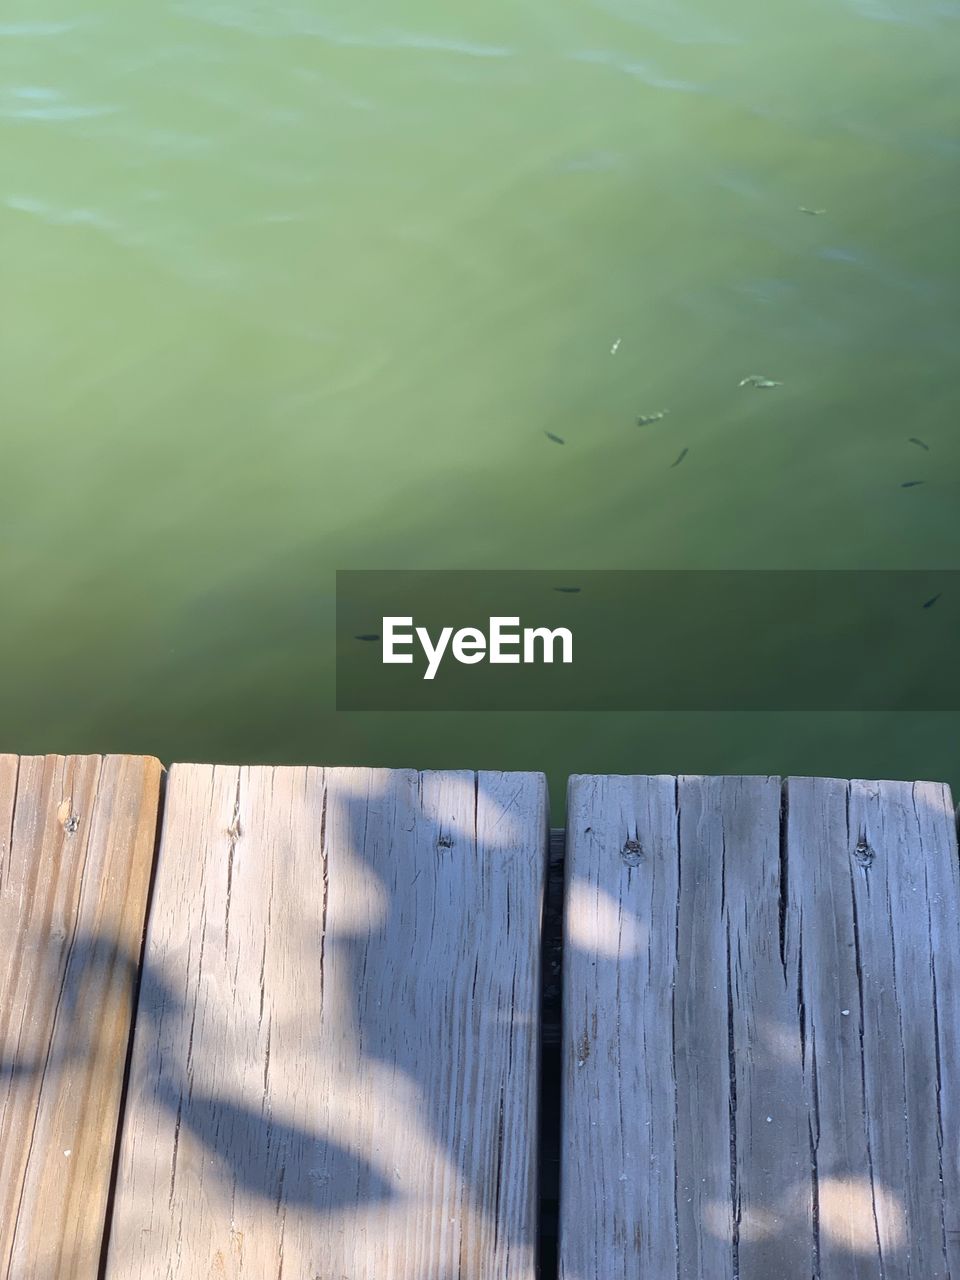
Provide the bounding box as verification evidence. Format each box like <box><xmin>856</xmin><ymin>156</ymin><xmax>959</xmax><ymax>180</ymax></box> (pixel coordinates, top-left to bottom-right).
<box><xmin>301</xmin><ymin>769</ymin><xmax>541</xmax><ymax>1275</ymax></box>
<box><xmin>0</xmin><ymin>932</ymin><xmax>394</xmax><ymax>1217</ymax></box>
<box><xmin>2</xmin><ymin>769</ymin><xmax>541</xmax><ymax>1280</ymax></box>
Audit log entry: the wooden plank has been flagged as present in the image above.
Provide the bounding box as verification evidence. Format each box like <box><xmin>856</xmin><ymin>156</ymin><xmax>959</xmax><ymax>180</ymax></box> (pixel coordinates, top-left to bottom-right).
<box><xmin>106</xmin><ymin>766</ymin><xmax>547</xmax><ymax>1280</ymax></box>
<box><xmin>560</xmin><ymin>774</ymin><xmax>680</xmax><ymax>1278</ymax></box>
<box><xmin>786</xmin><ymin>777</ymin><xmax>960</xmax><ymax>1278</ymax></box>
<box><xmin>0</xmin><ymin>754</ymin><xmax>162</xmax><ymax>1280</ymax></box>
<box><xmin>674</xmin><ymin>775</ymin><xmax>811</xmax><ymax>1276</ymax></box>
<box><xmin>560</xmin><ymin>774</ymin><xmax>960</xmax><ymax>1279</ymax></box>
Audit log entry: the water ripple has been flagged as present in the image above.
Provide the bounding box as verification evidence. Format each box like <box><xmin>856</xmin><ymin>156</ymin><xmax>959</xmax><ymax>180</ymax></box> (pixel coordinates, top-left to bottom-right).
<box><xmin>382</xmin><ymin>31</ymin><xmax>513</xmax><ymax>58</ymax></box>
<box><xmin>0</xmin><ymin>19</ymin><xmax>93</xmax><ymax>36</ymax></box>
<box><xmin>5</xmin><ymin>193</ymin><xmax>120</xmax><ymax>233</ymax></box>
<box><xmin>3</xmin><ymin>104</ymin><xmax>119</xmax><ymax>121</ymax></box>
<box><xmin>569</xmin><ymin>48</ymin><xmax>703</xmax><ymax>92</ymax></box>
<box><xmin>584</xmin><ymin>0</ymin><xmax>742</xmax><ymax>46</ymax></box>
<box><xmin>9</xmin><ymin>86</ymin><xmax>63</xmax><ymax>101</ymax></box>
<box><xmin>174</xmin><ymin>3</ymin><xmax>515</xmax><ymax>56</ymax></box>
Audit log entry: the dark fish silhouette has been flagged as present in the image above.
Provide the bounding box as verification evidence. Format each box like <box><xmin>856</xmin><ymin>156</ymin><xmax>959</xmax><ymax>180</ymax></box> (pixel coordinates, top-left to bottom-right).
<box><xmin>355</xmin><ymin>633</ymin><xmax>380</xmax><ymax>642</ymax></box>
<box><xmin>908</xmin><ymin>438</ymin><xmax>930</xmax><ymax>451</ymax></box>
<box><xmin>670</xmin><ymin>448</ymin><xmax>689</xmax><ymax>468</ymax></box>
<box><xmin>553</xmin><ymin>586</ymin><xmax>581</xmax><ymax>594</ymax></box>
<box><xmin>923</xmin><ymin>594</ymin><xmax>942</xmax><ymax>609</ymax></box>
<box><xmin>901</xmin><ymin>480</ymin><xmax>925</xmax><ymax>488</ymax></box>
<box><xmin>545</xmin><ymin>431</ymin><xmax>565</xmax><ymax>445</ymax></box>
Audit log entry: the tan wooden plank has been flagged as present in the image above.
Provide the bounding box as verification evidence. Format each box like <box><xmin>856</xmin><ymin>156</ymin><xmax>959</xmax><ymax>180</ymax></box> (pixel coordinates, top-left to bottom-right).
<box><xmin>560</xmin><ymin>774</ymin><xmax>960</xmax><ymax>1279</ymax></box>
<box><xmin>0</xmin><ymin>754</ymin><xmax>162</xmax><ymax>1280</ymax></box>
<box><xmin>106</xmin><ymin>765</ymin><xmax>547</xmax><ymax>1280</ymax></box>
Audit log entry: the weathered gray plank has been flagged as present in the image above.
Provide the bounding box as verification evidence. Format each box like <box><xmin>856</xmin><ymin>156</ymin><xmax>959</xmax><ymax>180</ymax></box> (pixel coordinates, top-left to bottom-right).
<box><xmin>787</xmin><ymin>777</ymin><xmax>960</xmax><ymax>1277</ymax></box>
<box><xmin>0</xmin><ymin>754</ymin><xmax>162</xmax><ymax>1280</ymax></box>
<box><xmin>560</xmin><ymin>774</ymin><xmax>960</xmax><ymax>1279</ymax></box>
<box><xmin>560</xmin><ymin>774</ymin><xmax>680</xmax><ymax>1278</ymax></box>
<box><xmin>675</xmin><ymin>774</ymin><xmax>811</xmax><ymax>1276</ymax></box>
<box><xmin>106</xmin><ymin>765</ymin><xmax>547</xmax><ymax>1280</ymax></box>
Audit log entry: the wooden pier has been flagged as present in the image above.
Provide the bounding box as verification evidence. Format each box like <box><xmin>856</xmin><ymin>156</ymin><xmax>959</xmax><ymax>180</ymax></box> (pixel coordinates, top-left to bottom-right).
<box><xmin>1</xmin><ymin>757</ymin><xmax>958</xmax><ymax>1278</ymax></box>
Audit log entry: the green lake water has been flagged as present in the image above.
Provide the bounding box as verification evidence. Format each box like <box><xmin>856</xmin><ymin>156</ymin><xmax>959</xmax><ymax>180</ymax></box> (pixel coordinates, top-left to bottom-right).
<box><xmin>2</xmin><ymin>0</ymin><xmax>958</xmax><ymax>810</ymax></box>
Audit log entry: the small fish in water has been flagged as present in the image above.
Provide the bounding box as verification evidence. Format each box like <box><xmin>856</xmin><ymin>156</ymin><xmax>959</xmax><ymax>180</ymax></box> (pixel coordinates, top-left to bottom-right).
<box><xmin>553</xmin><ymin>586</ymin><xmax>581</xmax><ymax>594</ymax></box>
<box><xmin>901</xmin><ymin>480</ymin><xmax>925</xmax><ymax>488</ymax></box>
<box><xmin>545</xmin><ymin>431</ymin><xmax>565</xmax><ymax>445</ymax></box>
<box><xmin>908</xmin><ymin>437</ymin><xmax>930</xmax><ymax>451</ymax></box>
<box><xmin>355</xmin><ymin>633</ymin><xmax>380</xmax><ymax>642</ymax></box>
<box><xmin>739</xmin><ymin>375</ymin><xmax>782</xmax><ymax>388</ymax></box>
<box><xmin>799</xmin><ymin>206</ymin><xmax>826</xmax><ymax>216</ymax></box>
<box><xmin>610</xmin><ymin>337</ymin><xmax>621</xmax><ymax>355</ymax></box>
<box><xmin>670</xmin><ymin>447</ymin><xmax>689</xmax><ymax>468</ymax></box>
<box><xmin>923</xmin><ymin>593</ymin><xmax>942</xmax><ymax>609</ymax></box>
<box><xmin>636</xmin><ymin>410</ymin><xmax>668</xmax><ymax>426</ymax></box>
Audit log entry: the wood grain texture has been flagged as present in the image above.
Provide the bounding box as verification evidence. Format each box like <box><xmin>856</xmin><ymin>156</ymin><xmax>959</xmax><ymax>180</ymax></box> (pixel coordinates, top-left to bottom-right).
<box><xmin>106</xmin><ymin>766</ymin><xmax>547</xmax><ymax>1280</ymax></box>
<box><xmin>560</xmin><ymin>774</ymin><xmax>960</xmax><ymax>1280</ymax></box>
<box><xmin>786</xmin><ymin>778</ymin><xmax>960</xmax><ymax>1279</ymax></box>
<box><xmin>561</xmin><ymin>774</ymin><xmax>681</xmax><ymax>1279</ymax></box>
<box><xmin>0</xmin><ymin>754</ymin><xmax>162</xmax><ymax>1280</ymax></box>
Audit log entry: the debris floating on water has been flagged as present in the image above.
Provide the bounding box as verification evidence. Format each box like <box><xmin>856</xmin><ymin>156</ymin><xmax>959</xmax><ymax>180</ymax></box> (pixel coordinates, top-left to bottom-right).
<box><xmin>636</xmin><ymin>410</ymin><xmax>668</xmax><ymax>426</ymax></box>
<box><xmin>923</xmin><ymin>593</ymin><xmax>942</xmax><ymax>609</ymax></box>
<box><xmin>799</xmin><ymin>206</ymin><xmax>826</xmax><ymax>216</ymax></box>
<box><xmin>355</xmin><ymin>633</ymin><xmax>380</xmax><ymax>642</ymax></box>
<box><xmin>739</xmin><ymin>375</ymin><xmax>782</xmax><ymax>388</ymax></box>
<box><xmin>610</xmin><ymin>337</ymin><xmax>621</xmax><ymax>355</ymax></box>
<box><xmin>908</xmin><ymin>437</ymin><xmax>930</xmax><ymax>451</ymax></box>
<box><xmin>554</xmin><ymin>586</ymin><xmax>582</xmax><ymax>594</ymax></box>
<box><xmin>901</xmin><ymin>480</ymin><xmax>925</xmax><ymax>488</ymax></box>
<box><xmin>670</xmin><ymin>448</ymin><xmax>689</xmax><ymax>468</ymax></box>
<box><xmin>545</xmin><ymin>430</ymin><xmax>565</xmax><ymax>445</ymax></box>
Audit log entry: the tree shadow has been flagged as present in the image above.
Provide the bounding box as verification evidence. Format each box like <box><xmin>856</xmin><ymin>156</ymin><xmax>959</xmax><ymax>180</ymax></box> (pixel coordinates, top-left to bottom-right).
<box><xmin>1</xmin><ymin>766</ymin><xmax>545</xmax><ymax>1279</ymax></box>
<box><xmin>1</xmin><ymin>933</ymin><xmax>394</xmax><ymax>1216</ymax></box>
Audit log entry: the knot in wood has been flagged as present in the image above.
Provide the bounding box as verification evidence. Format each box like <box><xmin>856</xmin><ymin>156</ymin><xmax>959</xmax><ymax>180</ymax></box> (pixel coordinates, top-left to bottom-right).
<box><xmin>853</xmin><ymin>836</ymin><xmax>875</xmax><ymax>869</ymax></box>
<box><xmin>620</xmin><ymin>838</ymin><xmax>643</xmax><ymax>867</ymax></box>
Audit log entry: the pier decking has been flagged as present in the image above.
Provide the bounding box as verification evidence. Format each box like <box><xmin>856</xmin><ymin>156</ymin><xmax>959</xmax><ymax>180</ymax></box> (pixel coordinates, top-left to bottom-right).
<box><xmin>1</xmin><ymin>757</ymin><xmax>958</xmax><ymax>1278</ymax></box>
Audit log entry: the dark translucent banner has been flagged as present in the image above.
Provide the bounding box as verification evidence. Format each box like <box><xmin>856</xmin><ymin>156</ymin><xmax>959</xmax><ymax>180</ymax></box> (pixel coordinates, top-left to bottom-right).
<box><xmin>335</xmin><ymin>570</ymin><xmax>959</xmax><ymax>711</ymax></box>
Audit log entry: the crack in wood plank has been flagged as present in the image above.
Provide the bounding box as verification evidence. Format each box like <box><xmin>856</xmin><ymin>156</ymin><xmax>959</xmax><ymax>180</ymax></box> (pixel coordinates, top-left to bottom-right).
<box><xmin>560</xmin><ymin>773</ymin><xmax>960</xmax><ymax>1279</ymax></box>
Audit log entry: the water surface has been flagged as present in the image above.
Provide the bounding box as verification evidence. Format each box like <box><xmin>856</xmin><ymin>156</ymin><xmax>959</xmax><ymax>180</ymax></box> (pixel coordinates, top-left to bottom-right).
<box><xmin>2</xmin><ymin>0</ymin><xmax>958</xmax><ymax>804</ymax></box>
